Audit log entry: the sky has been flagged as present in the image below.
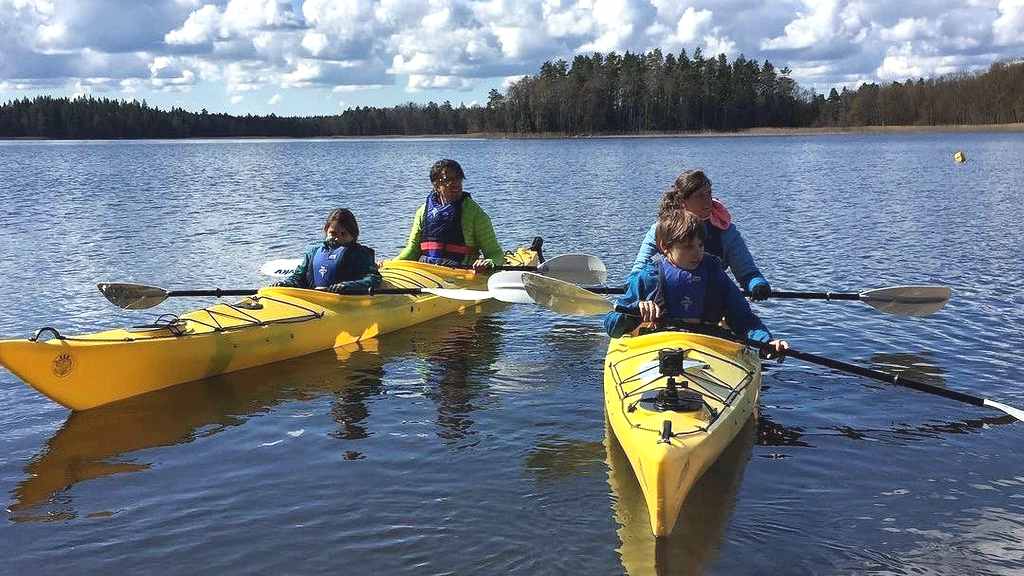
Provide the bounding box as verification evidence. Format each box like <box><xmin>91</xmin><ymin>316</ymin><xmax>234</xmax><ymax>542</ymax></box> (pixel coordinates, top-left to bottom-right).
<box><xmin>1</xmin><ymin>0</ymin><xmax>1022</xmax><ymax>116</ymax></box>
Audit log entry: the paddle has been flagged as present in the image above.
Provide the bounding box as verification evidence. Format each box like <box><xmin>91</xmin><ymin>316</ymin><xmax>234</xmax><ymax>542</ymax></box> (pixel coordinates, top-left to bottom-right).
<box><xmin>260</xmin><ymin>253</ymin><xmax>609</xmax><ymax>286</ymax></box>
<box><xmin>97</xmin><ymin>282</ymin><xmax>492</xmax><ymax>311</ymax></box>
<box><xmin>494</xmin><ymin>275</ymin><xmax>950</xmax><ymax>317</ymax></box>
<box><xmin>743</xmin><ymin>286</ymin><xmax>951</xmax><ymax>317</ymax></box>
<box><xmin>519</xmin><ymin>273</ymin><xmax>1023</xmax><ymax>422</ymax></box>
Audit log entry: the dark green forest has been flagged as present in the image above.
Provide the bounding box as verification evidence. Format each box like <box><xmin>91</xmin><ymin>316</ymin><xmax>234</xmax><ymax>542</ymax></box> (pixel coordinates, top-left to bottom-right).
<box><xmin>2</xmin><ymin>50</ymin><xmax>1022</xmax><ymax>138</ymax></box>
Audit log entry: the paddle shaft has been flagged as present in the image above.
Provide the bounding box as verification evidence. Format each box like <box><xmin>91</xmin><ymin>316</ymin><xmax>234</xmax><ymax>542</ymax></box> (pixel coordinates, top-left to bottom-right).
<box><xmin>745</xmin><ymin>340</ymin><xmax>989</xmax><ymax>408</ymax></box>
<box><xmin>582</xmin><ymin>286</ymin><xmax>863</xmax><ymax>301</ymax></box>
<box><xmin>167</xmin><ymin>287</ymin><xmax>477</xmax><ymax>298</ymax></box>
<box><xmin>747</xmin><ymin>291</ymin><xmax>860</xmax><ymax>301</ymax></box>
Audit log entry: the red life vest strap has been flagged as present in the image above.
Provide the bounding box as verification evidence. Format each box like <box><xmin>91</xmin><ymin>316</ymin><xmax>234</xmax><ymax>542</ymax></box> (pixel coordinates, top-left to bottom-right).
<box><xmin>420</xmin><ymin>241</ymin><xmax>472</xmax><ymax>255</ymax></box>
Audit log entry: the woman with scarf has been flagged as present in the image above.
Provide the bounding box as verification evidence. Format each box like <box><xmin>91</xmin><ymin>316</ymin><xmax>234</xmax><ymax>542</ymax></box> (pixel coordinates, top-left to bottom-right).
<box><xmin>630</xmin><ymin>169</ymin><xmax>772</xmax><ymax>300</ymax></box>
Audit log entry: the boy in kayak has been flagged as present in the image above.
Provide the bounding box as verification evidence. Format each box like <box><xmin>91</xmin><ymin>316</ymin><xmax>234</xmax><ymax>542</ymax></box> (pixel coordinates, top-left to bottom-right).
<box><xmin>606</xmin><ymin>208</ymin><xmax>788</xmax><ymax>357</ymax></box>
<box><xmin>273</xmin><ymin>208</ymin><xmax>382</xmax><ymax>292</ymax></box>
<box><xmin>631</xmin><ymin>170</ymin><xmax>772</xmax><ymax>301</ymax></box>
<box><xmin>395</xmin><ymin>159</ymin><xmax>503</xmax><ymax>270</ymax></box>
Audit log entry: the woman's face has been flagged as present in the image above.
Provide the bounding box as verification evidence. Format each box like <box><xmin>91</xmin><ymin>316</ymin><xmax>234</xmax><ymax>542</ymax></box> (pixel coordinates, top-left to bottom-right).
<box><xmin>682</xmin><ymin>184</ymin><xmax>713</xmax><ymax>220</ymax></box>
<box><xmin>434</xmin><ymin>170</ymin><xmax>464</xmax><ymax>201</ymax></box>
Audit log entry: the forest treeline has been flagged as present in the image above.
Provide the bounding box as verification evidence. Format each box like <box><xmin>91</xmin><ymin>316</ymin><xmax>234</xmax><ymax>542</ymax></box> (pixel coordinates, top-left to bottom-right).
<box><xmin>1</xmin><ymin>49</ymin><xmax>1022</xmax><ymax>139</ymax></box>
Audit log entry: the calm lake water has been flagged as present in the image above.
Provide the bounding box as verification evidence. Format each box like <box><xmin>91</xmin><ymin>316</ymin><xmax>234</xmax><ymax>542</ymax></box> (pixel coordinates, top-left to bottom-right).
<box><xmin>1</xmin><ymin>133</ymin><xmax>1023</xmax><ymax>575</ymax></box>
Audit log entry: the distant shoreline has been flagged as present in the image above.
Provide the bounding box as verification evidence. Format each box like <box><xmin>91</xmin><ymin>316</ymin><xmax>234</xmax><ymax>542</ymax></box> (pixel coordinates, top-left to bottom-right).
<box><xmin>3</xmin><ymin>122</ymin><xmax>1022</xmax><ymax>141</ymax></box>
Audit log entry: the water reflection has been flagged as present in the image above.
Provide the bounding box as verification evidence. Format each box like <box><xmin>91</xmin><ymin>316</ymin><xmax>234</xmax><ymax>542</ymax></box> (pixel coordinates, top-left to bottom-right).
<box><xmin>609</xmin><ymin>418</ymin><xmax>755</xmax><ymax>576</ymax></box>
<box><xmin>8</xmin><ymin>341</ymin><xmax>383</xmax><ymax>521</ymax></box>
<box><xmin>869</xmin><ymin>352</ymin><xmax>947</xmax><ymax>385</ymax></box>
<box><xmin>756</xmin><ymin>412</ymin><xmax>812</xmax><ymax>449</ymax></box>
<box><xmin>418</xmin><ymin>310</ymin><xmax>506</xmax><ymax>444</ymax></box>
<box><xmin>8</xmin><ymin>305</ymin><xmax>508</xmax><ymax>520</ymax></box>
<box><xmin>523</xmin><ymin>436</ymin><xmax>606</xmax><ymax>484</ymax></box>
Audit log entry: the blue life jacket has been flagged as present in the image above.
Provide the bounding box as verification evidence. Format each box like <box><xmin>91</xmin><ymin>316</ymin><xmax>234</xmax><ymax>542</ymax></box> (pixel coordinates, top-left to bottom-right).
<box><xmin>420</xmin><ymin>192</ymin><xmax>472</xmax><ymax>266</ymax></box>
<box><xmin>655</xmin><ymin>257</ymin><xmax>726</xmax><ymax>323</ymax></box>
<box><xmin>704</xmin><ymin>222</ymin><xmax>724</xmax><ymax>261</ymax></box>
<box><xmin>307</xmin><ymin>244</ymin><xmax>349</xmax><ymax>288</ymax></box>
<box><xmin>657</xmin><ymin>258</ymin><xmax>707</xmax><ymax>320</ymax></box>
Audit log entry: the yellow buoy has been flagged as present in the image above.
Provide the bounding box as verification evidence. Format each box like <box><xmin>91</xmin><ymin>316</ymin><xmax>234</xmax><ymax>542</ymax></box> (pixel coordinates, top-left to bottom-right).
<box><xmin>954</xmin><ymin>150</ymin><xmax>966</xmax><ymax>163</ymax></box>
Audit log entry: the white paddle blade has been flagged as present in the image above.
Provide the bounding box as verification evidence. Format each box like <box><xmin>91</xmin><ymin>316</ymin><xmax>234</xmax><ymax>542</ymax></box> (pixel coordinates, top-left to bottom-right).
<box><xmin>422</xmin><ymin>288</ymin><xmax>493</xmax><ymax>301</ymax></box>
<box><xmin>486</xmin><ymin>271</ymin><xmax>536</xmax><ymax>304</ymax></box>
<box><xmin>983</xmin><ymin>399</ymin><xmax>1024</xmax><ymax>422</ymax></box>
<box><xmin>522</xmin><ymin>273</ymin><xmax>614</xmax><ymax>316</ymax></box>
<box><xmin>260</xmin><ymin>258</ymin><xmax>302</xmax><ymax>278</ymax></box>
<box><xmin>537</xmin><ymin>254</ymin><xmax>608</xmax><ymax>285</ymax></box>
<box><xmin>860</xmin><ymin>285</ymin><xmax>951</xmax><ymax>317</ymax></box>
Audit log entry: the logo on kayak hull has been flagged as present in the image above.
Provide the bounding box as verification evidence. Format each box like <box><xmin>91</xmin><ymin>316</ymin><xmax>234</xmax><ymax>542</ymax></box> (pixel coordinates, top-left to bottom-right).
<box><xmin>52</xmin><ymin>352</ymin><xmax>74</xmax><ymax>378</ymax></box>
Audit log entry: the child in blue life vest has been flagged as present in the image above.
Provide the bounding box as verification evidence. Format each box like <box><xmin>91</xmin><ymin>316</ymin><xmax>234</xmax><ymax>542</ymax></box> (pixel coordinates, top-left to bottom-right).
<box><xmin>606</xmin><ymin>209</ymin><xmax>788</xmax><ymax>358</ymax></box>
<box><xmin>273</xmin><ymin>208</ymin><xmax>382</xmax><ymax>293</ymax></box>
<box><xmin>630</xmin><ymin>169</ymin><xmax>772</xmax><ymax>301</ymax></box>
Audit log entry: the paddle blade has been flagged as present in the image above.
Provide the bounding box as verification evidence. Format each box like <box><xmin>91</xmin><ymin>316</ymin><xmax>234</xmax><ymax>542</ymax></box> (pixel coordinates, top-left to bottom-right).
<box><xmin>486</xmin><ymin>271</ymin><xmax>536</xmax><ymax>304</ymax></box>
<box><xmin>260</xmin><ymin>258</ymin><xmax>302</xmax><ymax>278</ymax></box>
<box><xmin>97</xmin><ymin>283</ymin><xmax>170</xmax><ymax>310</ymax></box>
<box><xmin>422</xmin><ymin>287</ymin><xmax>493</xmax><ymax>301</ymax></box>
<box><xmin>537</xmin><ymin>254</ymin><xmax>608</xmax><ymax>285</ymax></box>
<box><xmin>859</xmin><ymin>285</ymin><xmax>951</xmax><ymax>317</ymax></box>
<box><xmin>522</xmin><ymin>273</ymin><xmax>613</xmax><ymax>316</ymax></box>
<box><xmin>983</xmin><ymin>399</ymin><xmax>1024</xmax><ymax>422</ymax></box>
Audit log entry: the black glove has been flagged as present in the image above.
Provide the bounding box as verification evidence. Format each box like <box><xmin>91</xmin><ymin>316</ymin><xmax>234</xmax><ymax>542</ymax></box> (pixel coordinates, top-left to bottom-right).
<box><xmin>327</xmin><ymin>282</ymin><xmax>348</xmax><ymax>294</ymax></box>
<box><xmin>749</xmin><ymin>279</ymin><xmax>772</xmax><ymax>301</ymax></box>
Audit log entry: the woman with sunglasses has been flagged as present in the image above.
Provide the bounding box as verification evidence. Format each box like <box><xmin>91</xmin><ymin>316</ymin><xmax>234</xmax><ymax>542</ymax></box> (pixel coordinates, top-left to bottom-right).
<box><xmin>395</xmin><ymin>159</ymin><xmax>503</xmax><ymax>270</ymax></box>
<box><xmin>629</xmin><ymin>169</ymin><xmax>772</xmax><ymax>300</ymax></box>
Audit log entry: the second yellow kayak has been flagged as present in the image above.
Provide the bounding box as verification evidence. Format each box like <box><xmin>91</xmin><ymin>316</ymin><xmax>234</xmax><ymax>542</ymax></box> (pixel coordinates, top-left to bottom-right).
<box><xmin>604</xmin><ymin>330</ymin><xmax>761</xmax><ymax>536</ymax></box>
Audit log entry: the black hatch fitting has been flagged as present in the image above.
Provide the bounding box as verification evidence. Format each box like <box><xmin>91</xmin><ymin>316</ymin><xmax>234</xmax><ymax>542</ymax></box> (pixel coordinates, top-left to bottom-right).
<box><xmin>638</xmin><ymin>348</ymin><xmax>705</xmax><ymax>413</ymax></box>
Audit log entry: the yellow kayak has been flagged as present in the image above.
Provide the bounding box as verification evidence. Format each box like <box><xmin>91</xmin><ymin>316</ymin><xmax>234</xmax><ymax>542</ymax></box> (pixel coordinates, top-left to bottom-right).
<box><xmin>604</xmin><ymin>330</ymin><xmax>761</xmax><ymax>537</ymax></box>
<box><xmin>0</xmin><ymin>246</ymin><xmax>538</xmax><ymax>411</ymax></box>
<box><xmin>607</xmin><ymin>417</ymin><xmax>754</xmax><ymax>573</ymax></box>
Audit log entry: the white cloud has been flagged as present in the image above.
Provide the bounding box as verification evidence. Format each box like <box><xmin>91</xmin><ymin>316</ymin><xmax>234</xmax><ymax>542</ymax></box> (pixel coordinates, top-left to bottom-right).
<box><xmin>165</xmin><ymin>0</ymin><xmax>300</xmax><ymax>46</ymax></box>
<box><xmin>502</xmin><ymin>74</ymin><xmax>525</xmax><ymax>89</ymax></box>
<box><xmin>762</xmin><ymin>0</ymin><xmax>847</xmax><ymax>51</ymax></box>
<box><xmin>407</xmin><ymin>74</ymin><xmax>474</xmax><ymax>91</ymax></box>
<box><xmin>2</xmin><ymin>0</ymin><xmax>1024</xmax><ymax>104</ymax></box>
<box><xmin>879</xmin><ymin>17</ymin><xmax>934</xmax><ymax>42</ymax></box>
<box><xmin>165</xmin><ymin>4</ymin><xmax>219</xmax><ymax>45</ymax></box>
<box><xmin>332</xmin><ymin>83</ymin><xmax>386</xmax><ymax>92</ymax></box>
<box><xmin>230</xmin><ymin>94</ymin><xmax>243</xmax><ymax>103</ymax></box>
<box><xmin>993</xmin><ymin>0</ymin><xmax>1024</xmax><ymax>45</ymax></box>
<box><xmin>876</xmin><ymin>42</ymin><xmax>965</xmax><ymax>80</ymax></box>
<box><xmin>268</xmin><ymin>92</ymin><xmax>281</xmax><ymax>104</ymax></box>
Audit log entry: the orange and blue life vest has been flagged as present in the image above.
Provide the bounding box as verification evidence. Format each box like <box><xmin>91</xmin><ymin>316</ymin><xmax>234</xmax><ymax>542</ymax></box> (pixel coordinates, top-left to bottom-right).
<box><xmin>419</xmin><ymin>192</ymin><xmax>474</xmax><ymax>265</ymax></box>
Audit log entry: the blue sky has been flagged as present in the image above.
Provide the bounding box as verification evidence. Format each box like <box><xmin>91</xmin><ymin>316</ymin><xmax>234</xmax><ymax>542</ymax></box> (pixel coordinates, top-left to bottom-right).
<box><xmin>1</xmin><ymin>0</ymin><xmax>1022</xmax><ymax>116</ymax></box>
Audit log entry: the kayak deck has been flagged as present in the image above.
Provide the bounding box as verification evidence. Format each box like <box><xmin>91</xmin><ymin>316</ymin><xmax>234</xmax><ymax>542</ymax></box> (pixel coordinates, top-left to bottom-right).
<box><xmin>603</xmin><ymin>331</ymin><xmax>761</xmax><ymax>536</ymax></box>
<box><xmin>0</xmin><ymin>248</ymin><xmax>537</xmax><ymax>411</ymax></box>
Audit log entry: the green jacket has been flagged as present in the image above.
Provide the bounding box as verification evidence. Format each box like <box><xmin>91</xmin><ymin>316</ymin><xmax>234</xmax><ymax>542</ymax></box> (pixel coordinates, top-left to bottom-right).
<box><xmin>396</xmin><ymin>194</ymin><xmax>504</xmax><ymax>265</ymax></box>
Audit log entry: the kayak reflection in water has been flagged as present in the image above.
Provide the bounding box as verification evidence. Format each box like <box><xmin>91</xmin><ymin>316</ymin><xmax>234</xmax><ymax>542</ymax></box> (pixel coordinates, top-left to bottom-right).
<box><xmin>271</xmin><ymin>208</ymin><xmax>382</xmax><ymax>292</ymax></box>
<box><xmin>631</xmin><ymin>169</ymin><xmax>773</xmax><ymax>301</ymax></box>
<box><xmin>394</xmin><ymin>159</ymin><xmax>504</xmax><ymax>271</ymax></box>
<box><xmin>606</xmin><ymin>209</ymin><xmax>789</xmax><ymax>358</ymax></box>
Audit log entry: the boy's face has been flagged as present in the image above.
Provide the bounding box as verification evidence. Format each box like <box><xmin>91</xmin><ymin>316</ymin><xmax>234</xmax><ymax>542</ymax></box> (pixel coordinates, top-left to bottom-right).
<box><xmin>659</xmin><ymin>237</ymin><xmax>704</xmax><ymax>270</ymax></box>
<box><xmin>325</xmin><ymin>222</ymin><xmax>354</xmax><ymax>245</ymax></box>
